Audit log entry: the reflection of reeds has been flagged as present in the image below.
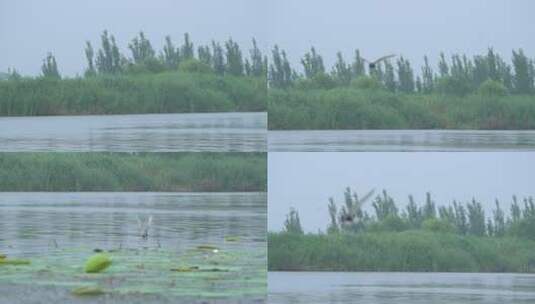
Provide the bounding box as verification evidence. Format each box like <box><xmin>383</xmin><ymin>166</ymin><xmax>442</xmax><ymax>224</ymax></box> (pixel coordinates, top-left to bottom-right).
<box><xmin>0</xmin><ymin>152</ymin><xmax>266</xmax><ymax>192</ymax></box>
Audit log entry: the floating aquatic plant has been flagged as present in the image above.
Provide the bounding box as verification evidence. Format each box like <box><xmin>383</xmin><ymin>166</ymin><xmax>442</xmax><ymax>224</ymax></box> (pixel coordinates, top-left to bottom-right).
<box><xmin>72</xmin><ymin>286</ymin><xmax>105</xmax><ymax>296</ymax></box>
<box><xmin>84</xmin><ymin>253</ymin><xmax>111</xmax><ymax>273</ymax></box>
<box><xmin>0</xmin><ymin>259</ymin><xmax>31</xmax><ymax>266</ymax></box>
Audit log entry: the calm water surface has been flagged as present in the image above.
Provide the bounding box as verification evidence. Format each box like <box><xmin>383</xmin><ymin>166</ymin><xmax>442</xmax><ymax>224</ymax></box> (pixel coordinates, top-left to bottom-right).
<box><xmin>0</xmin><ymin>192</ymin><xmax>266</xmax><ymax>303</ymax></box>
<box><xmin>0</xmin><ymin>112</ymin><xmax>266</xmax><ymax>152</ymax></box>
<box><xmin>269</xmin><ymin>272</ymin><xmax>535</xmax><ymax>304</ymax></box>
<box><xmin>269</xmin><ymin>130</ymin><xmax>535</xmax><ymax>151</ymax></box>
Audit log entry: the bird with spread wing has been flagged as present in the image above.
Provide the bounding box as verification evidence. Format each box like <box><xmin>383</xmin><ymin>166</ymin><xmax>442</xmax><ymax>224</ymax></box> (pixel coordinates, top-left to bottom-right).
<box><xmin>361</xmin><ymin>54</ymin><xmax>396</xmax><ymax>71</ymax></box>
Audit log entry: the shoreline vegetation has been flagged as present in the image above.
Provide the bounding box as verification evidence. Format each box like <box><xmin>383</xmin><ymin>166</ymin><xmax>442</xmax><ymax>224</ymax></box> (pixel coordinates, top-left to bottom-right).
<box><xmin>269</xmin><ymin>188</ymin><xmax>535</xmax><ymax>273</ymax></box>
<box><xmin>0</xmin><ymin>153</ymin><xmax>266</xmax><ymax>192</ymax></box>
<box><xmin>0</xmin><ymin>31</ymin><xmax>266</xmax><ymax>116</ymax></box>
<box><xmin>268</xmin><ymin>47</ymin><xmax>535</xmax><ymax>130</ymax></box>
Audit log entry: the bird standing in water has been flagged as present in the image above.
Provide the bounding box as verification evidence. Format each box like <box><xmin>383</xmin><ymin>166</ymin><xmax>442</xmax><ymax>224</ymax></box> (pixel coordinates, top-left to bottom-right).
<box><xmin>137</xmin><ymin>215</ymin><xmax>153</xmax><ymax>239</ymax></box>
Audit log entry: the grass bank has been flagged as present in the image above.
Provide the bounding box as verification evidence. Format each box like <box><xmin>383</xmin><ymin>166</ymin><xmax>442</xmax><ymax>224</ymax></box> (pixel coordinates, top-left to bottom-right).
<box><xmin>0</xmin><ymin>72</ymin><xmax>266</xmax><ymax>116</ymax></box>
<box><xmin>0</xmin><ymin>153</ymin><xmax>266</xmax><ymax>192</ymax></box>
<box><xmin>268</xmin><ymin>88</ymin><xmax>535</xmax><ymax>130</ymax></box>
<box><xmin>268</xmin><ymin>231</ymin><xmax>535</xmax><ymax>272</ymax></box>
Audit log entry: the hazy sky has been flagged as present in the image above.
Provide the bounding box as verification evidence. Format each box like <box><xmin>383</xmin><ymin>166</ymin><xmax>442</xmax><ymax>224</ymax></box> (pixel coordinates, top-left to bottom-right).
<box><xmin>0</xmin><ymin>0</ymin><xmax>268</xmax><ymax>76</ymax></box>
<box><xmin>268</xmin><ymin>152</ymin><xmax>535</xmax><ymax>232</ymax></box>
<box><xmin>2</xmin><ymin>0</ymin><xmax>534</xmax><ymax>76</ymax></box>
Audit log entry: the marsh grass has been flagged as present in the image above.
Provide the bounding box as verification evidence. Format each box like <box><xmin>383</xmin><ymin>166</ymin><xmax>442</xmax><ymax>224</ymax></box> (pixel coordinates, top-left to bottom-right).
<box><xmin>268</xmin><ymin>231</ymin><xmax>535</xmax><ymax>272</ymax></box>
<box><xmin>0</xmin><ymin>72</ymin><xmax>266</xmax><ymax>116</ymax></box>
<box><xmin>268</xmin><ymin>88</ymin><xmax>535</xmax><ymax>130</ymax></box>
<box><xmin>0</xmin><ymin>153</ymin><xmax>266</xmax><ymax>192</ymax></box>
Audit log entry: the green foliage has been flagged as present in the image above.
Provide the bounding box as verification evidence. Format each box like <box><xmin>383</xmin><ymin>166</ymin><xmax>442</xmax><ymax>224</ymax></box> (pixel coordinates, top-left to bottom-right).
<box><xmin>351</xmin><ymin>76</ymin><xmax>383</xmax><ymax>90</ymax></box>
<box><xmin>478</xmin><ymin>79</ymin><xmax>508</xmax><ymax>97</ymax></box>
<box><xmin>0</xmin><ymin>153</ymin><xmax>266</xmax><ymax>192</ymax></box>
<box><xmin>268</xmin><ymin>231</ymin><xmax>535</xmax><ymax>272</ymax></box>
<box><xmin>422</xmin><ymin>218</ymin><xmax>456</xmax><ymax>233</ymax></box>
<box><xmin>367</xmin><ymin>215</ymin><xmax>408</xmax><ymax>232</ymax></box>
<box><xmin>436</xmin><ymin>76</ymin><xmax>472</xmax><ymax>96</ymax></box>
<box><xmin>508</xmin><ymin>217</ymin><xmax>535</xmax><ymax>240</ymax></box>
<box><xmin>178</xmin><ymin>59</ymin><xmax>213</xmax><ymax>74</ymax></box>
<box><xmin>0</xmin><ymin>71</ymin><xmax>266</xmax><ymax>115</ymax></box>
<box><xmin>41</xmin><ymin>53</ymin><xmax>60</xmax><ymax>79</ymax></box>
<box><xmin>268</xmin><ymin>86</ymin><xmax>535</xmax><ymax>130</ymax></box>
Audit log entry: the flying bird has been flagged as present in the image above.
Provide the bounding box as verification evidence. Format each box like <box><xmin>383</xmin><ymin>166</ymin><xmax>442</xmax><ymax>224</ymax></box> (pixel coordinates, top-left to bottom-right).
<box><xmin>362</xmin><ymin>54</ymin><xmax>396</xmax><ymax>71</ymax></box>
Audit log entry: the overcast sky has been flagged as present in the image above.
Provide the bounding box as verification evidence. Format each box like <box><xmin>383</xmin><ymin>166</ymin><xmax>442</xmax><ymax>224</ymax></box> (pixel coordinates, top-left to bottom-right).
<box><xmin>1</xmin><ymin>0</ymin><xmax>534</xmax><ymax>76</ymax></box>
<box><xmin>268</xmin><ymin>152</ymin><xmax>535</xmax><ymax>232</ymax></box>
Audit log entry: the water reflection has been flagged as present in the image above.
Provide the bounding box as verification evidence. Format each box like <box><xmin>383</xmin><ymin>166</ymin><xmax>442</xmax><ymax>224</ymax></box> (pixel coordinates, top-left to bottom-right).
<box><xmin>0</xmin><ymin>192</ymin><xmax>266</xmax><ymax>257</ymax></box>
<box><xmin>269</xmin><ymin>272</ymin><xmax>535</xmax><ymax>304</ymax></box>
<box><xmin>0</xmin><ymin>112</ymin><xmax>267</xmax><ymax>152</ymax></box>
<box><xmin>269</xmin><ymin>130</ymin><xmax>535</xmax><ymax>151</ymax></box>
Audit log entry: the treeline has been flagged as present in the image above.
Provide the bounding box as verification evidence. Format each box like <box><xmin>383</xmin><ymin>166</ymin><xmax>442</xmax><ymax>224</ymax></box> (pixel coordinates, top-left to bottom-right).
<box><xmin>267</xmin><ymin>47</ymin><xmax>535</xmax><ymax>130</ymax></box>
<box><xmin>283</xmin><ymin>188</ymin><xmax>535</xmax><ymax>240</ymax></box>
<box><xmin>8</xmin><ymin>31</ymin><xmax>267</xmax><ymax>80</ymax></box>
<box><xmin>271</xmin><ymin>188</ymin><xmax>535</xmax><ymax>272</ymax></box>
<box><xmin>268</xmin><ymin>46</ymin><xmax>535</xmax><ymax>95</ymax></box>
<box><xmin>0</xmin><ymin>153</ymin><xmax>266</xmax><ymax>192</ymax></box>
<box><xmin>0</xmin><ymin>31</ymin><xmax>267</xmax><ymax>115</ymax></box>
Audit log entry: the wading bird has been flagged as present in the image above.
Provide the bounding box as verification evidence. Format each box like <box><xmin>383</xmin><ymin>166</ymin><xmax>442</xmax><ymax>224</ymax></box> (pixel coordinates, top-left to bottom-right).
<box><xmin>136</xmin><ymin>215</ymin><xmax>153</xmax><ymax>239</ymax></box>
<box><xmin>362</xmin><ymin>54</ymin><xmax>396</xmax><ymax>72</ymax></box>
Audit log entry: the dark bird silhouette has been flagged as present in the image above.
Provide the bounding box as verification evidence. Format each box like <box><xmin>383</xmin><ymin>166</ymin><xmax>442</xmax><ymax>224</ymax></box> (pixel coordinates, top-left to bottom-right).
<box><xmin>362</xmin><ymin>54</ymin><xmax>396</xmax><ymax>71</ymax></box>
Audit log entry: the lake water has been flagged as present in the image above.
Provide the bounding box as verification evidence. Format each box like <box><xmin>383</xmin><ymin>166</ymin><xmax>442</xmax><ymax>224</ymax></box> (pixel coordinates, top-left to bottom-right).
<box><xmin>0</xmin><ymin>192</ymin><xmax>267</xmax><ymax>303</ymax></box>
<box><xmin>269</xmin><ymin>130</ymin><xmax>535</xmax><ymax>151</ymax></box>
<box><xmin>269</xmin><ymin>272</ymin><xmax>535</xmax><ymax>304</ymax></box>
<box><xmin>0</xmin><ymin>112</ymin><xmax>267</xmax><ymax>152</ymax></box>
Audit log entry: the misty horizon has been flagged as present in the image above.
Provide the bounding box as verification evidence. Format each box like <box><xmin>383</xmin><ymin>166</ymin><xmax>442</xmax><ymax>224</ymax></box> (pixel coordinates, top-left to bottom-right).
<box><xmin>2</xmin><ymin>0</ymin><xmax>534</xmax><ymax>76</ymax></box>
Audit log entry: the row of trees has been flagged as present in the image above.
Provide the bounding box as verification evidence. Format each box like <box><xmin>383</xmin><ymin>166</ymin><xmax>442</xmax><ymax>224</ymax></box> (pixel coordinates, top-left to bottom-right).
<box><xmin>32</xmin><ymin>31</ymin><xmax>268</xmax><ymax>80</ymax></box>
<box><xmin>269</xmin><ymin>46</ymin><xmax>535</xmax><ymax>95</ymax></box>
<box><xmin>284</xmin><ymin>187</ymin><xmax>535</xmax><ymax>240</ymax></box>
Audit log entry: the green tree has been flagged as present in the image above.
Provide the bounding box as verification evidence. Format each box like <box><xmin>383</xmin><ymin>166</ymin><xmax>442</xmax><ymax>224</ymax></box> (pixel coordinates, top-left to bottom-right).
<box><xmin>301</xmin><ymin>47</ymin><xmax>325</xmax><ymax>79</ymax></box>
<box><xmin>162</xmin><ymin>36</ymin><xmax>180</xmax><ymax>69</ymax></box>
<box><xmin>225</xmin><ymin>38</ymin><xmax>244</xmax><ymax>76</ymax></box>
<box><xmin>396</xmin><ymin>56</ymin><xmax>414</xmax><ymax>93</ymax></box>
<box><xmin>383</xmin><ymin>59</ymin><xmax>396</xmax><ymax>92</ymax></box>
<box><xmin>421</xmin><ymin>56</ymin><xmax>434</xmax><ymax>92</ymax></box>
<box><xmin>197</xmin><ymin>45</ymin><xmax>212</xmax><ymax>66</ymax></box>
<box><xmin>332</xmin><ymin>52</ymin><xmax>352</xmax><ymax>86</ymax></box>
<box><xmin>269</xmin><ymin>45</ymin><xmax>294</xmax><ymax>89</ymax></box>
<box><xmin>41</xmin><ymin>52</ymin><xmax>60</xmax><ymax>79</ymax></box>
<box><xmin>211</xmin><ymin>41</ymin><xmax>225</xmax><ymax>75</ymax></box>
<box><xmin>467</xmin><ymin>199</ymin><xmax>485</xmax><ymax>236</ymax></box>
<box><xmin>284</xmin><ymin>208</ymin><xmax>304</xmax><ymax>234</ymax></box>
<box><xmin>84</xmin><ymin>41</ymin><xmax>96</xmax><ymax>77</ymax></box>
<box><xmin>128</xmin><ymin>31</ymin><xmax>155</xmax><ymax>64</ymax></box>
<box><xmin>246</xmin><ymin>39</ymin><xmax>266</xmax><ymax>77</ymax></box>
<box><xmin>352</xmin><ymin>49</ymin><xmax>366</xmax><ymax>78</ymax></box>
<box><xmin>373</xmin><ymin>190</ymin><xmax>398</xmax><ymax>221</ymax></box>
<box><xmin>180</xmin><ymin>33</ymin><xmax>194</xmax><ymax>61</ymax></box>
<box><xmin>493</xmin><ymin>200</ymin><xmax>506</xmax><ymax>236</ymax></box>
<box><xmin>406</xmin><ymin>195</ymin><xmax>422</xmax><ymax>228</ymax></box>
<box><xmin>95</xmin><ymin>30</ymin><xmax>122</xmax><ymax>74</ymax></box>
<box><xmin>512</xmin><ymin>49</ymin><xmax>534</xmax><ymax>94</ymax></box>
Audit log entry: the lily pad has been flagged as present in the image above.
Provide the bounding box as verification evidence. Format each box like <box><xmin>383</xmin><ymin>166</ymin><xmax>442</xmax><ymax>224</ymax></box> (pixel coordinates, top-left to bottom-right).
<box><xmin>72</xmin><ymin>286</ymin><xmax>105</xmax><ymax>296</ymax></box>
<box><xmin>224</xmin><ymin>236</ymin><xmax>240</xmax><ymax>242</ymax></box>
<box><xmin>0</xmin><ymin>259</ymin><xmax>31</xmax><ymax>265</ymax></box>
<box><xmin>84</xmin><ymin>253</ymin><xmax>111</xmax><ymax>273</ymax></box>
